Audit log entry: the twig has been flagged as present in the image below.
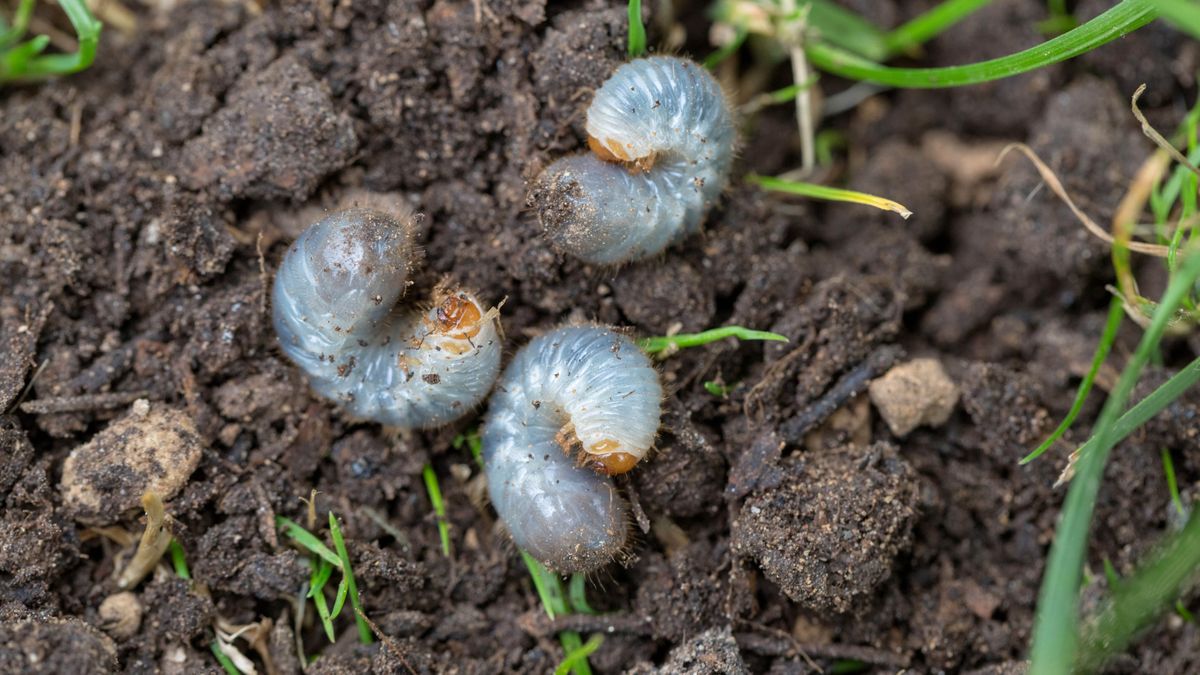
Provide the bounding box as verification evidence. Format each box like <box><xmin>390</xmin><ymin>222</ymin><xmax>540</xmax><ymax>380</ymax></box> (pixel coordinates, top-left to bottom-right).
<box><xmin>780</xmin><ymin>345</ymin><xmax>903</xmax><ymax>444</ymax></box>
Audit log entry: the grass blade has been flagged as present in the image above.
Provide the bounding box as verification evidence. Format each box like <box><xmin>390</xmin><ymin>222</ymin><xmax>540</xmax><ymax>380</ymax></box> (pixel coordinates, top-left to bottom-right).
<box><xmin>422</xmin><ymin>463</ymin><xmax>453</xmax><ymax>557</ymax></box>
<box><xmin>806</xmin><ymin>0</ymin><xmax>888</xmax><ymax>61</ymax></box>
<box><xmin>882</xmin><ymin>0</ymin><xmax>993</xmax><ymax>55</ymax></box>
<box><xmin>168</xmin><ymin>539</ymin><xmax>191</xmax><ymax>580</ymax></box>
<box><xmin>627</xmin><ymin>0</ymin><xmax>646</xmax><ymax>57</ymax></box>
<box><xmin>1022</xmin><ymin>295</ymin><xmax>1124</xmax><ymax>464</ymax></box>
<box><xmin>1161</xmin><ymin>448</ymin><xmax>1186</xmax><ymax>517</ymax></box>
<box><xmin>0</xmin><ymin>0</ymin><xmax>34</xmax><ymax>47</ymax></box>
<box><xmin>11</xmin><ymin>0</ymin><xmax>102</xmax><ymax>79</ymax></box>
<box><xmin>210</xmin><ymin>638</ymin><xmax>241</xmax><ymax>675</ymax></box>
<box><xmin>330</xmin><ymin>573</ymin><xmax>350</xmax><ymax>620</ymax></box>
<box><xmin>1156</xmin><ymin>0</ymin><xmax>1200</xmax><ymax>40</ymax></box>
<box><xmin>806</xmin><ymin>0</ymin><xmax>1156</xmax><ymax>88</ymax></box>
<box><xmin>277</xmin><ymin>516</ymin><xmax>343</xmax><ymax>568</ymax></box>
<box><xmin>703</xmin><ymin>26</ymin><xmax>747</xmax><ymax>70</ymax></box>
<box><xmin>329</xmin><ymin>512</ymin><xmax>373</xmax><ymax>644</ymax></box>
<box><xmin>555</xmin><ymin>634</ymin><xmax>604</xmax><ymax>675</ymax></box>
<box><xmin>1029</xmin><ymin>250</ymin><xmax>1200</xmax><ymax>675</ymax></box>
<box><xmin>307</xmin><ymin>559</ymin><xmax>334</xmax><ymax>598</ymax></box>
<box><xmin>310</xmin><ymin>561</ymin><xmax>337</xmax><ymax>642</ymax></box>
<box><xmin>749</xmin><ymin>173</ymin><xmax>913</xmax><ymax>218</ymax></box>
<box><xmin>1078</xmin><ymin>507</ymin><xmax>1200</xmax><ymax>672</ymax></box>
<box><xmin>521</xmin><ymin>552</ymin><xmax>595</xmax><ymax>674</ymax></box>
<box><xmin>568</xmin><ymin>574</ymin><xmax>595</xmax><ymax>614</ymax></box>
<box><xmin>637</xmin><ymin>325</ymin><xmax>787</xmax><ymax>356</ymax></box>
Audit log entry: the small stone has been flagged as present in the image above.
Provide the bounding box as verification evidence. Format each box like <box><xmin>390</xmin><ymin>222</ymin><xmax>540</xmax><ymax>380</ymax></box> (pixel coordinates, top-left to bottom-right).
<box><xmin>98</xmin><ymin>592</ymin><xmax>143</xmax><ymax>640</ymax></box>
<box><xmin>60</xmin><ymin>404</ymin><xmax>204</xmax><ymax>525</ymax></box>
<box><xmin>869</xmin><ymin>358</ymin><xmax>960</xmax><ymax>437</ymax></box>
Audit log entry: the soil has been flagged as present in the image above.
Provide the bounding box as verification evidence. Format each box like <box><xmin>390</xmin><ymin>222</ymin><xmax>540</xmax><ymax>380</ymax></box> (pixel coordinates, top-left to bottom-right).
<box><xmin>1</xmin><ymin>0</ymin><xmax>1199</xmax><ymax>673</ymax></box>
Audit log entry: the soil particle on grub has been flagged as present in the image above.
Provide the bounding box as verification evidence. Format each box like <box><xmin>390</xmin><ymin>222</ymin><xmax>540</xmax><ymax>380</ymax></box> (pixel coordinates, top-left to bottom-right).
<box><xmin>733</xmin><ymin>442</ymin><xmax>920</xmax><ymax>613</ymax></box>
<box><xmin>0</xmin><ymin>606</ymin><xmax>118</xmax><ymax>674</ymax></box>
<box><xmin>869</xmin><ymin>358</ymin><xmax>960</xmax><ymax>437</ymax></box>
<box><xmin>59</xmin><ymin>402</ymin><xmax>204</xmax><ymax>525</ymax></box>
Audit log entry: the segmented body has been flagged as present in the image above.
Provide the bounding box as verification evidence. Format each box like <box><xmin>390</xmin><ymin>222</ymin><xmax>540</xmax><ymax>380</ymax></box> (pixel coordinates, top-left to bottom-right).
<box><xmin>530</xmin><ymin>56</ymin><xmax>736</xmax><ymax>264</ymax></box>
<box><xmin>272</xmin><ymin>208</ymin><xmax>501</xmax><ymax>428</ymax></box>
<box><xmin>482</xmin><ymin>325</ymin><xmax>662</xmax><ymax>573</ymax></box>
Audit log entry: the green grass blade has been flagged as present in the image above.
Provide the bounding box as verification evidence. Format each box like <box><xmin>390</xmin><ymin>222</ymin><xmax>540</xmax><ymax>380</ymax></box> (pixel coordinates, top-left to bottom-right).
<box><xmin>763</xmin><ymin>76</ymin><xmax>820</xmax><ymax>104</ymax></box>
<box><xmin>638</xmin><ymin>325</ymin><xmax>787</xmax><ymax>356</ymax></box>
<box><xmin>168</xmin><ymin>539</ymin><xmax>191</xmax><ymax>580</ymax></box>
<box><xmin>1079</xmin><ymin>507</ymin><xmax>1200</xmax><ymax>671</ymax></box>
<box><xmin>423</xmin><ymin>463</ymin><xmax>453</xmax><ymax>557</ymax></box>
<box><xmin>14</xmin><ymin>0</ymin><xmax>101</xmax><ymax>79</ymax></box>
<box><xmin>555</xmin><ymin>634</ymin><xmax>603</xmax><ymax>675</ymax></box>
<box><xmin>311</xmin><ymin>566</ymin><xmax>337</xmax><ymax>642</ymax></box>
<box><xmin>806</xmin><ymin>0</ymin><xmax>889</xmax><ymax>61</ymax></box>
<box><xmin>1103</xmin><ymin>557</ymin><xmax>1122</xmax><ymax>590</ymax></box>
<box><xmin>277</xmin><ymin>516</ymin><xmax>343</xmax><ymax>568</ymax></box>
<box><xmin>703</xmin><ymin>26</ymin><xmax>747</xmax><ymax>70</ymax></box>
<box><xmin>329</xmin><ymin>512</ymin><xmax>373</xmax><ymax>644</ymax></box>
<box><xmin>0</xmin><ymin>34</ymin><xmax>48</xmax><ymax>77</ymax></box>
<box><xmin>627</xmin><ymin>0</ymin><xmax>646</xmax><ymax>57</ymax></box>
<box><xmin>520</xmin><ymin>552</ymin><xmax>594</xmax><ymax>673</ymax></box>
<box><xmin>1070</xmin><ymin>354</ymin><xmax>1200</xmax><ymax>463</ymax></box>
<box><xmin>308</xmin><ymin>559</ymin><xmax>335</xmax><ymax>598</ymax></box>
<box><xmin>210</xmin><ymin>638</ymin><xmax>241</xmax><ymax>675</ymax></box>
<box><xmin>1162</xmin><ymin>448</ymin><xmax>1186</xmax><ymax>517</ymax></box>
<box><xmin>1156</xmin><ymin>0</ymin><xmax>1200</xmax><ymax>39</ymax></box>
<box><xmin>568</xmin><ymin>574</ymin><xmax>595</xmax><ymax>614</ymax></box>
<box><xmin>0</xmin><ymin>0</ymin><xmax>34</xmax><ymax>47</ymax></box>
<box><xmin>807</xmin><ymin>0</ymin><xmax>1156</xmax><ymax>88</ymax></box>
<box><xmin>882</xmin><ymin>0</ymin><xmax>992</xmax><ymax>55</ymax></box>
<box><xmin>749</xmin><ymin>173</ymin><xmax>914</xmax><ymax>218</ymax></box>
<box><xmin>1029</xmin><ymin>250</ymin><xmax>1200</xmax><ymax>675</ymax></box>
<box><xmin>520</xmin><ymin>551</ymin><xmax>568</xmax><ymax>618</ymax></box>
<box><xmin>330</xmin><ymin>573</ymin><xmax>350</xmax><ymax>620</ymax></box>
<box><xmin>1022</xmin><ymin>295</ymin><xmax>1124</xmax><ymax>464</ymax></box>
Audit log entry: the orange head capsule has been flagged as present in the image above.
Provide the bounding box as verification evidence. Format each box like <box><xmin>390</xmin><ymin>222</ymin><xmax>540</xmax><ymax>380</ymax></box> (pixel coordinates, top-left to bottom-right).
<box><xmin>435</xmin><ymin>293</ymin><xmax>483</xmax><ymax>340</ymax></box>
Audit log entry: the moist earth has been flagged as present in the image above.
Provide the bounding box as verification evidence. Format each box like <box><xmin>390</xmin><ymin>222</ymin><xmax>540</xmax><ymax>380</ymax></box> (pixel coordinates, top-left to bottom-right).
<box><xmin>1</xmin><ymin>0</ymin><xmax>1199</xmax><ymax>673</ymax></box>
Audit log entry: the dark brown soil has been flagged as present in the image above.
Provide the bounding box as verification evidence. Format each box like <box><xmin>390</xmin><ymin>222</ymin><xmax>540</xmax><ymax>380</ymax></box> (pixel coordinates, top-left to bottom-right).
<box><xmin>2</xmin><ymin>0</ymin><xmax>1199</xmax><ymax>672</ymax></box>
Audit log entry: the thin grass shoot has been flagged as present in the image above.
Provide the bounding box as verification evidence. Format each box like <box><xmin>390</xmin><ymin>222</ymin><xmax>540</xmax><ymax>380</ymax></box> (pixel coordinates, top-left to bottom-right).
<box><xmin>638</xmin><ymin>325</ymin><xmax>787</xmax><ymax>356</ymax></box>
<box><xmin>1022</xmin><ymin>295</ymin><xmax>1124</xmax><ymax>464</ymax></box>
<box><xmin>748</xmin><ymin>173</ymin><xmax>913</xmax><ymax>218</ymax></box>
<box><xmin>422</xmin><ymin>463</ymin><xmax>453</xmax><ymax>557</ymax></box>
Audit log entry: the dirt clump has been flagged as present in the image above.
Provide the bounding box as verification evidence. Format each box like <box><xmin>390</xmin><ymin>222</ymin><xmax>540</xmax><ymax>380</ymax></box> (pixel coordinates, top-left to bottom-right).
<box><xmin>0</xmin><ymin>606</ymin><xmax>118</xmax><ymax>673</ymax></box>
<box><xmin>870</xmin><ymin>358</ymin><xmax>960</xmax><ymax>437</ymax></box>
<box><xmin>733</xmin><ymin>442</ymin><xmax>920</xmax><ymax>613</ymax></box>
<box><xmin>634</xmin><ymin>541</ymin><xmax>730</xmax><ymax>642</ymax></box>
<box><xmin>178</xmin><ymin>54</ymin><xmax>358</xmax><ymax>201</ymax></box>
<box><xmin>59</xmin><ymin>402</ymin><xmax>204</xmax><ymax>525</ymax></box>
<box><xmin>630</xmin><ymin>625</ymin><xmax>749</xmax><ymax>675</ymax></box>
<box><xmin>97</xmin><ymin>592</ymin><xmax>143</xmax><ymax>641</ymax></box>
